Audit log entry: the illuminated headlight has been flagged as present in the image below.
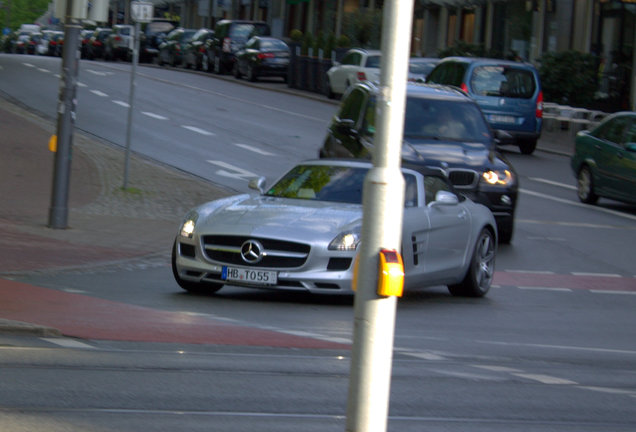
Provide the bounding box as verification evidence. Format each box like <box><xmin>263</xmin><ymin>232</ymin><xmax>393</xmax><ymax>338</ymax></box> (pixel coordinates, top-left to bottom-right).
<box><xmin>328</xmin><ymin>229</ymin><xmax>361</xmax><ymax>251</ymax></box>
<box><xmin>179</xmin><ymin>211</ymin><xmax>198</xmax><ymax>238</ymax></box>
<box><xmin>482</xmin><ymin>169</ymin><xmax>514</xmax><ymax>186</ymax></box>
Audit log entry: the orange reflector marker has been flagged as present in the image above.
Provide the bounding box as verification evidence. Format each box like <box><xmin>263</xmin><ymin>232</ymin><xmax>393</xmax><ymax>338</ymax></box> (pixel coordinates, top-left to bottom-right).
<box><xmin>352</xmin><ymin>254</ymin><xmax>360</xmax><ymax>292</ymax></box>
<box><xmin>48</xmin><ymin>135</ymin><xmax>57</xmax><ymax>152</ymax></box>
<box><xmin>377</xmin><ymin>249</ymin><xmax>404</xmax><ymax>297</ymax></box>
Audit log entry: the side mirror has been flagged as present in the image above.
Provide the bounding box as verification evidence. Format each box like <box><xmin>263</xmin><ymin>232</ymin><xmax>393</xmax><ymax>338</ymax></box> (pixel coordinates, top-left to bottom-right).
<box><xmin>429</xmin><ymin>190</ymin><xmax>459</xmax><ymax>207</ymax></box>
<box><xmin>249</xmin><ymin>176</ymin><xmax>266</xmax><ymax>194</ymax></box>
<box><xmin>335</xmin><ymin>118</ymin><xmax>357</xmax><ymax>135</ymax></box>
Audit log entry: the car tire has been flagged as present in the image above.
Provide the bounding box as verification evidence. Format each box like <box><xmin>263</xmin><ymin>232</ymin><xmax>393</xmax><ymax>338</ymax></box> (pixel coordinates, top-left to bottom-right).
<box><xmin>577</xmin><ymin>165</ymin><xmax>599</xmax><ymax>204</ymax></box>
<box><xmin>497</xmin><ymin>217</ymin><xmax>514</xmax><ymax>244</ymax></box>
<box><xmin>448</xmin><ymin>228</ymin><xmax>496</xmax><ymax>298</ymax></box>
<box><xmin>519</xmin><ymin>138</ymin><xmax>537</xmax><ymax>155</ymax></box>
<box><xmin>233</xmin><ymin>62</ymin><xmax>241</xmax><ymax>79</ymax></box>
<box><xmin>171</xmin><ymin>241</ymin><xmax>223</xmax><ymax>295</ymax></box>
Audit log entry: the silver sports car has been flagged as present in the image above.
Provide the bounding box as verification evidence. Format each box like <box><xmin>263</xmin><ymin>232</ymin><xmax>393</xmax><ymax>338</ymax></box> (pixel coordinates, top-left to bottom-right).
<box><xmin>172</xmin><ymin>159</ymin><xmax>497</xmax><ymax>297</ymax></box>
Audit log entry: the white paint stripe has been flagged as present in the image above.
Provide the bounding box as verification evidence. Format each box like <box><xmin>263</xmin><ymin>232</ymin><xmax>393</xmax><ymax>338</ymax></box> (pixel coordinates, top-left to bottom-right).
<box><xmin>182</xmin><ymin>125</ymin><xmax>215</xmax><ymax>136</ymax></box>
<box><xmin>23</xmin><ymin>63</ymin><xmax>34</xmax><ymax>67</ymax></box>
<box><xmin>513</xmin><ymin>373</ymin><xmax>577</xmax><ymax>385</ymax></box>
<box><xmin>519</xmin><ymin>286</ymin><xmax>572</xmax><ymax>292</ymax></box>
<box><xmin>142</xmin><ymin>111</ymin><xmax>167</xmax><ymax>120</ymax></box>
<box><xmin>503</xmin><ymin>270</ymin><xmax>555</xmax><ymax>274</ymax></box>
<box><xmin>477</xmin><ymin>340</ymin><xmax>636</xmax><ymax>355</ymax></box>
<box><xmin>590</xmin><ymin>290</ymin><xmax>636</xmax><ymax>295</ymax></box>
<box><xmin>519</xmin><ymin>219</ymin><xmax>630</xmax><ymax>229</ymax></box>
<box><xmin>472</xmin><ymin>365</ymin><xmax>523</xmax><ymax>373</ymax></box>
<box><xmin>578</xmin><ymin>386</ymin><xmax>635</xmax><ymax>395</ymax></box>
<box><xmin>77</xmin><ymin>82</ymin><xmax>87</xmax><ymax>87</ymax></box>
<box><xmin>41</xmin><ymin>338</ymin><xmax>95</xmax><ymax>349</ymax></box>
<box><xmin>403</xmin><ymin>351</ymin><xmax>446</xmax><ymax>361</ymax></box>
<box><xmin>520</xmin><ymin>188</ymin><xmax>636</xmax><ymax>222</ymax></box>
<box><xmin>207</xmin><ymin>160</ymin><xmax>256</xmax><ymax>181</ymax></box>
<box><xmin>113</xmin><ymin>100</ymin><xmax>130</xmax><ymax>108</ymax></box>
<box><xmin>572</xmin><ymin>272</ymin><xmax>621</xmax><ymax>278</ymax></box>
<box><xmin>37</xmin><ymin>68</ymin><xmax>49</xmax><ymax>73</ymax></box>
<box><xmin>235</xmin><ymin>143</ymin><xmax>275</xmax><ymax>156</ymax></box>
<box><xmin>90</xmin><ymin>89</ymin><xmax>108</xmax><ymax>97</ymax></box>
<box><xmin>528</xmin><ymin>177</ymin><xmax>577</xmax><ymax>190</ymax></box>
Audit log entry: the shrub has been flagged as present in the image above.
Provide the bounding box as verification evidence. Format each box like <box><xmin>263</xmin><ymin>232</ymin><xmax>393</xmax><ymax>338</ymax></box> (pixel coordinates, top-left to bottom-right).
<box><xmin>539</xmin><ymin>50</ymin><xmax>599</xmax><ymax>107</ymax></box>
<box><xmin>289</xmin><ymin>29</ymin><xmax>303</xmax><ymax>43</ymax></box>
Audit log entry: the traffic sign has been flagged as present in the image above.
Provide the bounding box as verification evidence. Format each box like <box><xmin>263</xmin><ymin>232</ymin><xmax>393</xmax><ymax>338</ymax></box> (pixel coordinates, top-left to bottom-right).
<box><xmin>131</xmin><ymin>1</ymin><xmax>153</xmax><ymax>23</ymax></box>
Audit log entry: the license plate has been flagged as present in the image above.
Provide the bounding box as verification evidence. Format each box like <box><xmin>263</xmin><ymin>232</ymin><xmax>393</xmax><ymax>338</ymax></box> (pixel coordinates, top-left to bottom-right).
<box><xmin>489</xmin><ymin>114</ymin><xmax>516</xmax><ymax>124</ymax></box>
<box><xmin>222</xmin><ymin>266</ymin><xmax>277</xmax><ymax>285</ymax></box>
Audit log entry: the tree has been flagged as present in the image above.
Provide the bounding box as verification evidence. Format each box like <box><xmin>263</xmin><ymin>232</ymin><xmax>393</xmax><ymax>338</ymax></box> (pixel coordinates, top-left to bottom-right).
<box><xmin>1</xmin><ymin>0</ymin><xmax>50</xmax><ymax>31</ymax></box>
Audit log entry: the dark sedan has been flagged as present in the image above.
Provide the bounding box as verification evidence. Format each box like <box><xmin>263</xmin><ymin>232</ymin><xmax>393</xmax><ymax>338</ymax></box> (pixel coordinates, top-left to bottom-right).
<box><xmin>233</xmin><ymin>36</ymin><xmax>289</xmax><ymax>82</ymax></box>
<box><xmin>319</xmin><ymin>81</ymin><xmax>519</xmax><ymax>243</ymax></box>
<box><xmin>571</xmin><ymin>111</ymin><xmax>636</xmax><ymax>205</ymax></box>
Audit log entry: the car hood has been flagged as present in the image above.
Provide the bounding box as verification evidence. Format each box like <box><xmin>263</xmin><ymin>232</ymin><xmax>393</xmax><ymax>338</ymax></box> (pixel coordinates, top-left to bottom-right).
<box><xmin>195</xmin><ymin>194</ymin><xmax>362</xmax><ymax>240</ymax></box>
<box><xmin>402</xmin><ymin>137</ymin><xmax>511</xmax><ymax>171</ymax></box>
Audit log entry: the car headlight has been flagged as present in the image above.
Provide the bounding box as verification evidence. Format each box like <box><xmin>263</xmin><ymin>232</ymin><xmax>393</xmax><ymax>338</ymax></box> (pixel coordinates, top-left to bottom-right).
<box><xmin>179</xmin><ymin>211</ymin><xmax>198</xmax><ymax>238</ymax></box>
<box><xmin>481</xmin><ymin>169</ymin><xmax>515</xmax><ymax>186</ymax></box>
<box><xmin>328</xmin><ymin>229</ymin><xmax>361</xmax><ymax>251</ymax></box>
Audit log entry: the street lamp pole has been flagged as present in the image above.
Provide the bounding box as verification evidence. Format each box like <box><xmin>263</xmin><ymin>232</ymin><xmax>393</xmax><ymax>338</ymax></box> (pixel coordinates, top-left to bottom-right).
<box><xmin>48</xmin><ymin>0</ymin><xmax>82</xmax><ymax>229</ymax></box>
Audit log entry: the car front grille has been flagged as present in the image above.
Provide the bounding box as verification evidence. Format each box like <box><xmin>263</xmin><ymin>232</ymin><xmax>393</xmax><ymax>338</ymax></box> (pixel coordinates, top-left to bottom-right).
<box><xmin>201</xmin><ymin>235</ymin><xmax>310</xmax><ymax>268</ymax></box>
<box><xmin>448</xmin><ymin>169</ymin><xmax>478</xmax><ymax>188</ymax></box>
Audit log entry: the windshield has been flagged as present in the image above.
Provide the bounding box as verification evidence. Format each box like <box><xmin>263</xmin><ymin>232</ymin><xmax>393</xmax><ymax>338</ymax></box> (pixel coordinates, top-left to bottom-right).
<box><xmin>471</xmin><ymin>65</ymin><xmax>536</xmax><ymax>98</ymax></box>
<box><xmin>266</xmin><ymin>165</ymin><xmax>368</xmax><ymax>204</ymax></box>
<box><xmin>403</xmin><ymin>97</ymin><xmax>492</xmax><ymax>142</ymax></box>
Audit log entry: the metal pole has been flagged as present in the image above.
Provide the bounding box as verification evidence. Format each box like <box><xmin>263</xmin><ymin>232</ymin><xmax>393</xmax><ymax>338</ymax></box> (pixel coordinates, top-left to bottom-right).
<box><xmin>344</xmin><ymin>1</ymin><xmax>413</xmax><ymax>432</ymax></box>
<box><xmin>123</xmin><ymin>19</ymin><xmax>140</xmax><ymax>189</ymax></box>
<box><xmin>48</xmin><ymin>1</ymin><xmax>82</xmax><ymax>229</ymax></box>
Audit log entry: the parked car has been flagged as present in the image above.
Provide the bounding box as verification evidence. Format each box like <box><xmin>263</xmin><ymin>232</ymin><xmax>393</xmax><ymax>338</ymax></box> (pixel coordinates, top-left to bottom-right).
<box><xmin>139</xmin><ymin>19</ymin><xmax>177</xmax><ymax>62</ymax></box>
<box><xmin>233</xmin><ymin>36</ymin><xmax>290</xmax><ymax>82</ymax></box>
<box><xmin>25</xmin><ymin>32</ymin><xmax>46</xmax><ymax>55</ymax></box>
<box><xmin>13</xmin><ymin>33</ymin><xmax>30</xmax><ymax>54</ymax></box>
<box><xmin>182</xmin><ymin>28</ymin><xmax>214</xmax><ymax>70</ymax></box>
<box><xmin>204</xmin><ymin>19</ymin><xmax>271</xmax><ymax>74</ymax></box>
<box><xmin>172</xmin><ymin>159</ymin><xmax>497</xmax><ymax>297</ymax></box>
<box><xmin>157</xmin><ymin>27</ymin><xmax>197</xmax><ymax>67</ymax></box>
<box><xmin>319</xmin><ymin>81</ymin><xmax>519</xmax><ymax>243</ymax></box>
<box><xmin>326</xmin><ymin>48</ymin><xmax>381</xmax><ymax>99</ymax></box>
<box><xmin>47</xmin><ymin>31</ymin><xmax>65</xmax><ymax>57</ymax></box>
<box><xmin>86</xmin><ymin>28</ymin><xmax>112</xmax><ymax>60</ymax></box>
<box><xmin>79</xmin><ymin>29</ymin><xmax>93</xmax><ymax>58</ymax></box>
<box><xmin>571</xmin><ymin>111</ymin><xmax>636</xmax><ymax>205</ymax></box>
<box><xmin>408</xmin><ymin>57</ymin><xmax>438</xmax><ymax>82</ymax></box>
<box><xmin>104</xmin><ymin>24</ymin><xmax>134</xmax><ymax>61</ymax></box>
<box><xmin>426</xmin><ymin>56</ymin><xmax>543</xmax><ymax>154</ymax></box>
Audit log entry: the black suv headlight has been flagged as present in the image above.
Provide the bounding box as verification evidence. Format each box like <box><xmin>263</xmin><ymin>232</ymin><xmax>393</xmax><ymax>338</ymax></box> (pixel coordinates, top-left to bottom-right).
<box><xmin>481</xmin><ymin>169</ymin><xmax>515</xmax><ymax>187</ymax></box>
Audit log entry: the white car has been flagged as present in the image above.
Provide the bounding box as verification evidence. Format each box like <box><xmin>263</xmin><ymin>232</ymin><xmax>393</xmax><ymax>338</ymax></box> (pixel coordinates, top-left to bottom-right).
<box><xmin>326</xmin><ymin>48</ymin><xmax>381</xmax><ymax>99</ymax></box>
<box><xmin>172</xmin><ymin>159</ymin><xmax>497</xmax><ymax>297</ymax></box>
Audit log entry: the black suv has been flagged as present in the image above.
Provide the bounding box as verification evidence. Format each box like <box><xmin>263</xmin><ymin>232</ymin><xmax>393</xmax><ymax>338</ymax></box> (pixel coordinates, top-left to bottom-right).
<box><xmin>204</xmin><ymin>20</ymin><xmax>270</xmax><ymax>74</ymax></box>
<box><xmin>319</xmin><ymin>81</ymin><xmax>519</xmax><ymax>243</ymax></box>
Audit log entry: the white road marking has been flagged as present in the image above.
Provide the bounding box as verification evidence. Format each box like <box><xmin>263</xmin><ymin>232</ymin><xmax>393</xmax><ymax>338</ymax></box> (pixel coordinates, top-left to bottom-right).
<box><xmin>578</xmin><ymin>386</ymin><xmax>636</xmax><ymax>395</ymax></box>
<box><xmin>142</xmin><ymin>111</ymin><xmax>168</xmax><ymax>120</ymax></box>
<box><xmin>472</xmin><ymin>365</ymin><xmax>523</xmax><ymax>373</ymax></box>
<box><xmin>520</xmin><ymin>188</ymin><xmax>636</xmax><ymax>221</ymax></box>
<box><xmin>113</xmin><ymin>100</ymin><xmax>130</xmax><ymax>108</ymax></box>
<box><xmin>519</xmin><ymin>218</ymin><xmax>632</xmax><ymax>229</ymax></box>
<box><xmin>182</xmin><ymin>125</ymin><xmax>215</xmax><ymax>136</ymax></box>
<box><xmin>235</xmin><ymin>143</ymin><xmax>275</xmax><ymax>156</ymax></box>
<box><xmin>590</xmin><ymin>290</ymin><xmax>636</xmax><ymax>295</ymax></box>
<box><xmin>477</xmin><ymin>340</ymin><xmax>636</xmax><ymax>355</ymax></box>
<box><xmin>86</xmin><ymin>69</ymin><xmax>112</xmax><ymax>76</ymax></box>
<box><xmin>519</xmin><ymin>286</ymin><xmax>572</xmax><ymax>292</ymax></box>
<box><xmin>22</xmin><ymin>63</ymin><xmax>34</xmax><ymax>68</ymax></box>
<box><xmin>90</xmin><ymin>89</ymin><xmax>108</xmax><ymax>97</ymax></box>
<box><xmin>41</xmin><ymin>338</ymin><xmax>95</xmax><ymax>349</ymax></box>
<box><xmin>513</xmin><ymin>373</ymin><xmax>577</xmax><ymax>385</ymax></box>
<box><xmin>529</xmin><ymin>177</ymin><xmax>577</xmax><ymax>190</ymax></box>
<box><xmin>207</xmin><ymin>160</ymin><xmax>257</xmax><ymax>181</ymax></box>
<box><xmin>37</xmin><ymin>68</ymin><xmax>49</xmax><ymax>73</ymax></box>
<box><xmin>503</xmin><ymin>270</ymin><xmax>555</xmax><ymax>274</ymax></box>
<box><xmin>77</xmin><ymin>82</ymin><xmax>87</xmax><ymax>87</ymax></box>
<box><xmin>572</xmin><ymin>272</ymin><xmax>621</xmax><ymax>277</ymax></box>
<box><xmin>402</xmin><ymin>351</ymin><xmax>446</xmax><ymax>361</ymax></box>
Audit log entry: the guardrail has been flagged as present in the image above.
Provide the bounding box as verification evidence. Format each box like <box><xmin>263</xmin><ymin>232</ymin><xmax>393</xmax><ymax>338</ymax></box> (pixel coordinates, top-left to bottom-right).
<box><xmin>543</xmin><ymin>103</ymin><xmax>608</xmax><ymax>136</ymax></box>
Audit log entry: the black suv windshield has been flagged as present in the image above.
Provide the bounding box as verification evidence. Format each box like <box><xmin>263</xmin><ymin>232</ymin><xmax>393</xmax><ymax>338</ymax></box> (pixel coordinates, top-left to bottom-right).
<box><xmin>403</xmin><ymin>97</ymin><xmax>492</xmax><ymax>142</ymax></box>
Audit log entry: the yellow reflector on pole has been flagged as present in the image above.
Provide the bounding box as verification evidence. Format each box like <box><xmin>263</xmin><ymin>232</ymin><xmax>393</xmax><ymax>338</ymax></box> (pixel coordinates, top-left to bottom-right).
<box><xmin>49</xmin><ymin>135</ymin><xmax>57</xmax><ymax>152</ymax></box>
<box><xmin>377</xmin><ymin>249</ymin><xmax>404</xmax><ymax>297</ymax></box>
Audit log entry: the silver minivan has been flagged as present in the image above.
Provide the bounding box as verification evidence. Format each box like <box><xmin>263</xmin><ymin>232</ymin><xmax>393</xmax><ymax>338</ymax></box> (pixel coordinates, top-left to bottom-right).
<box><xmin>427</xmin><ymin>57</ymin><xmax>543</xmax><ymax>155</ymax></box>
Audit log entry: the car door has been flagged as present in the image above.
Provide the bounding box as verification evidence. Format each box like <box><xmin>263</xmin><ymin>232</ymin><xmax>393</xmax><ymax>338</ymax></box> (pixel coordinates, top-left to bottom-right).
<box><xmin>419</xmin><ymin>176</ymin><xmax>471</xmax><ymax>280</ymax></box>
<box><xmin>609</xmin><ymin>117</ymin><xmax>636</xmax><ymax>202</ymax></box>
<box><xmin>593</xmin><ymin>115</ymin><xmax>631</xmax><ymax>197</ymax></box>
<box><xmin>324</xmin><ymin>87</ymin><xmax>371</xmax><ymax>158</ymax></box>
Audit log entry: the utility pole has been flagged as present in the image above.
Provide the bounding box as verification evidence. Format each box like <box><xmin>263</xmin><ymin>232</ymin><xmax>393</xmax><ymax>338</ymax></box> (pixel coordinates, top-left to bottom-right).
<box><xmin>344</xmin><ymin>1</ymin><xmax>414</xmax><ymax>432</ymax></box>
<box><xmin>48</xmin><ymin>0</ymin><xmax>82</xmax><ymax>229</ymax></box>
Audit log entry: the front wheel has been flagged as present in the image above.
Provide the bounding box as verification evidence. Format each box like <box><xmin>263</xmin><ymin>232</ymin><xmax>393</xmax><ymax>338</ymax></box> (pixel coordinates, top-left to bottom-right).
<box><xmin>448</xmin><ymin>228</ymin><xmax>496</xmax><ymax>297</ymax></box>
<box><xmin>577</xmin><ymin>165</ymin><xmax>599</xmax><ymax>204</ymax></box>
<box><xmin>171</xmin><ymin>241</ymin><xmax>223</xmax><ymax>295</ymax></box>
<box><xmin>233</xmin><ymin>61</ymin><xmax>241</xmax><ymax>79</ymax></box>
<box><xmin>519</xmin><ymin>138</ymin><xmax>537</xmax><ymax>155</ymax></box>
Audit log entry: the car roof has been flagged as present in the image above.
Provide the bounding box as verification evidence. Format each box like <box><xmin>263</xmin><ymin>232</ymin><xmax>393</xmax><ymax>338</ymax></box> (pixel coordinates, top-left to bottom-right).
<box><xmin>438</xmin><ymin>56</ymin><xmax>538</xmax><ymax>69</ymax></box>
<box><xmin>355</xmin><ymin>80</ymin><xmax>471</xmax><ymax>102</ymax></box>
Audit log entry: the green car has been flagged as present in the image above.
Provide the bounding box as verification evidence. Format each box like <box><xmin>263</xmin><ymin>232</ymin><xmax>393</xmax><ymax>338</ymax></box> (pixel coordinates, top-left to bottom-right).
<box><xmin>571</xmin><ymin>112</ymin><xmax>636</xmax><ymax>204</ymax></box>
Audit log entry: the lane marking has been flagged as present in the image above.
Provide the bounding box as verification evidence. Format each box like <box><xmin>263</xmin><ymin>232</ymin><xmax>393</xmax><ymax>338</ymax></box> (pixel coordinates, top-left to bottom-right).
<box><xmin>518</xmin><ymin>218</ymin><xmax>633</xmax><ymax>229</ymax></box>
<box><xmin>572</xmin><ymin>272</ymin><xmax>621</xmax><ymax>278</ymax></box>
<box><xmin>472</xmin><ymin>365</ymin><xmax>523</xmax><ymax>373</ymax></box>
<box><xmin>591</xmin><ymin>290</ymin><xmax>636</xmax><ymax>295</ymax></box>
<box><xmin>519</xmin><ymin>286</ymin><xmax>572</xmax><ymax>292</ymax></box>
<box><xmin>77</xmin><ymin>82</ymin><xmax>87</xmax><ymax>87</ymax></box>
<box><xmin>401</xmin><ymin>351</ymin><xmax>446</xmax><ymax>361</ymax></box>
<box><xmin>182</xmin><ymin>125</ymin><xmax>214</xmax><ymax>136</ymax></box>
<box><xmin>113</xmin><ymin>100</ymin><xmax>129</xmax><ymax>108</ymax></box>
<box><xmin>207</xmin><ymin>160</ymin><xmax>257</xmax><ymax>181</ymax></box>
<box><xmin>90</xmin><ymin>89</ymin><xmax>108</xmax><ymax>97</ymax></box>
<box><xmin>37</xmin><ymin>68</ymin><xmax>49</xmax><ymax>73</ymax></box>
<box><xmin>504</xmin><ymin>270</ymin><xmax>555</xmax><ymax>274</ymax></box>
<box><xmin>529</xmin><ymin>177</ymin><xmax>577</xmax><ymax>190</ymax></box>
<box><xmin>235</xmin><ymin>143</ymin><xmax>275</xmax><ymax>156</ymax></box>
<box><xmin>22</xmin><ymin>62</ymin><xmax>35</xmax><ymax>68</ymax></box>
<box><xmin>477</xmin><ymin>340</ymin><xmax>636</xmax><ymax>355</ymax></box>
<box><xmin>142</xmin><ymin>111</ymin><xmax>168</xmax><ymax>120</ymax></box>
<box><xmin>41</xmin><ymin>338</ymin><xmax>95</xmax><ymax>349</ymax></box>
<box><xmin>513</xmin><ymin>373</ymin><xmax>577</xmax><ymax>385</ymax></box>
<box><xmin>579</xmin><ymin>386</ymin><xmax>636</xmax><ymax>396</ymax></box>
<box><xmin>520</xmin><ymin>188</ymin><xmax>636</xmax><ymax>222</ymax></box>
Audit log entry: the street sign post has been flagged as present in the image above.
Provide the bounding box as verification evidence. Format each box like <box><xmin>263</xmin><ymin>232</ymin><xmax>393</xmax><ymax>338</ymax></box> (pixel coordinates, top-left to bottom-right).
<box><xmin>123</xmin><ymin>2</ymin><xmax>154</xmax><ymax>189</ymax></box>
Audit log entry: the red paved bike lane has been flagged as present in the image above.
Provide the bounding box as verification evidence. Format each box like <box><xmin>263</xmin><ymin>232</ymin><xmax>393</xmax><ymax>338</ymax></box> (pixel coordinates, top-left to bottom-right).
<box><xmin>0</xmin><ymin>278</ymin><xmax>348</xmax><ymax>349</ymax></box>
